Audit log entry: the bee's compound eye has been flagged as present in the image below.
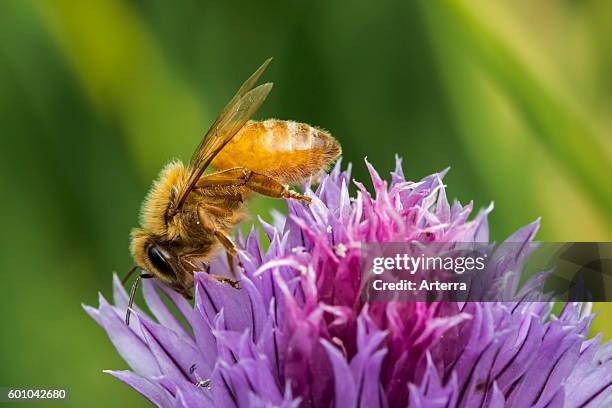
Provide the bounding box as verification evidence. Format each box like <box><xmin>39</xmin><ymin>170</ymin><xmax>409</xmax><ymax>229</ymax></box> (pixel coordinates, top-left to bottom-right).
<box><xmin>147</xmin><ymin>245</ymin><xmax>175</xmax><ymax>277</ymax></box>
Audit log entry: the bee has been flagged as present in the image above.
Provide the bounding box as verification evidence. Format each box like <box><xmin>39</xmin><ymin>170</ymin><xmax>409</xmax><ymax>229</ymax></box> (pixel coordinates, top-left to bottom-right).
<box><xmin>123</xmin><ymin>58</ymin><xmax>341</xmax><ymax>324</ymax></box>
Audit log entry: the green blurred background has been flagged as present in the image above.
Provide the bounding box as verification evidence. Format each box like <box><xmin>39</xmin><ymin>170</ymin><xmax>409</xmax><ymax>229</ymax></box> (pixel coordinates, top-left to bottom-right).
<box><xmin>1</xmin><ymin>0</ymin><xmax>611</xmax><ymax>406</ymax></box>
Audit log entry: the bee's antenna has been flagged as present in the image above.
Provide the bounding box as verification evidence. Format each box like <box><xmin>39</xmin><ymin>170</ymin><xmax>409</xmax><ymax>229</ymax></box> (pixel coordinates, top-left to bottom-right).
<box><xmin>125</xmin><ymin>273</ymin><xmax>153</xmax><ymax>325</ymax></box>
<box><xmin>121</xmin><ymin>265</ymin><xmax>139</xmax><ymax>285</ymax></box>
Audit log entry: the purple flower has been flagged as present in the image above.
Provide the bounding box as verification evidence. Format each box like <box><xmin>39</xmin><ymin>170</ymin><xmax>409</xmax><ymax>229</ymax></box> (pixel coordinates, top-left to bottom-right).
<box><xmin>85</xmin><ymin>157</ymin><xmax>612</xmax><ymax>407</ymax></box>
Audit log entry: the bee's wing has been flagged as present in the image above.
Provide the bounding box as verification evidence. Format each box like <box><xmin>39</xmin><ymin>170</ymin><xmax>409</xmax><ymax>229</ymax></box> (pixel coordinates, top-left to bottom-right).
<box><xmin>173</xmin><ymin>58</ymin><xmax>273</xmax><ymax>212</ymax></box>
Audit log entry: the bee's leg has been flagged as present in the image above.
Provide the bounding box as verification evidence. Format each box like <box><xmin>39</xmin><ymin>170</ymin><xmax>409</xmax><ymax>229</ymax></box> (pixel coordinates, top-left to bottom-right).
<box><xmin>196</xmin><ymin>203</ymin><xmax>241</xmax><ymax>260</ymax></box>
<box><xmin>214</xmin><ymin>228</ymin><xmax>238</xmax><ymax>256</ymax></box>
<box><xmin>196</xmin><ymin>204</ymin><xmax>242</xmax><ymax>287</ymax></box>
<box><xmin>197</xmin><ymin>167</ymin><xmax>311</xmax><ymax>203</ymax></box>
<box><xmin>245</xmin><ymin>171</ymin><xmax>312</xmax><ymax>203</ymax></box>
<box><xmin>211</xmin><ymin>275</ymin><xmax>240</xmax><ymax>289</ymax></box>
<box><xmin>177</xmin><ymin>252</ymin><xmax>209</xmax><ymax>275</ymax></box>
<box><xmin>181</xmin><ymin>253</ymin><xmax>237</xmax><ymax>289</ymax></box>
<box><xmin>213</xmin><ymin>229</ymin><xmax>245</xmax><ymax>284</ymax></box>
<box><xmin>226</xmin><ymin>251</ymin><xmax>238</xmax><ymax>278</ymax></box>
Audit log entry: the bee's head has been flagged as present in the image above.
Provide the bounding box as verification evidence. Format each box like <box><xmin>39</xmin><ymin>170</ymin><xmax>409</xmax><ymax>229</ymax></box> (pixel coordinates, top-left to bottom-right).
<box><xmin>130</xmin><ymin>229</ymin><xmax>193</xmax><ymax>298</ymax></box>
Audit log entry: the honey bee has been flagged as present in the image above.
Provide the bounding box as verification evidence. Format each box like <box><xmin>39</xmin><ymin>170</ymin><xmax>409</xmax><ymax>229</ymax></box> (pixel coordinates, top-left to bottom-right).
<box><xmin>123</xmin><ymin>58</ymin><xmax>341</xmax><ymax>324</ymax></box>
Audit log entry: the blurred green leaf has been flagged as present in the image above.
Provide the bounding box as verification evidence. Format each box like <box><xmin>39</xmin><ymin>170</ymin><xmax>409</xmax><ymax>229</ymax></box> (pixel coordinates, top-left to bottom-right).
<box><xmin>420</xmin><ymin>0</ymin><xmax>612</xmax><ymax>233</ymax></box>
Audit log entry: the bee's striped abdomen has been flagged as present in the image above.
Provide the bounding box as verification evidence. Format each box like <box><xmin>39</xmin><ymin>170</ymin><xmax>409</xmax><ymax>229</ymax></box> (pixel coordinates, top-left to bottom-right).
<box><xmin>211</xmin><ymin>119</ymin><xmax>341</xmax><ymax>184</ymax></box>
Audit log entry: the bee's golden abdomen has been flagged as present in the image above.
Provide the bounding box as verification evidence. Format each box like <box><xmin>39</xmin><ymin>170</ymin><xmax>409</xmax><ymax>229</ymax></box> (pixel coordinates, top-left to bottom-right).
<box><xmin>211</xmin><ymin>119</ymin><xmax>341</xmax><ymax>183</ymax></box>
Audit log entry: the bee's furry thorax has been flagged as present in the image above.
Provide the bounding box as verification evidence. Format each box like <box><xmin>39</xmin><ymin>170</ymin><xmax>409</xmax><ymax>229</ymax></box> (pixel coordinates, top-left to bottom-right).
<box><xmin>139</xmin><ymin>160</ymin><xmax>188</xmax><ymax>240</ymax></box>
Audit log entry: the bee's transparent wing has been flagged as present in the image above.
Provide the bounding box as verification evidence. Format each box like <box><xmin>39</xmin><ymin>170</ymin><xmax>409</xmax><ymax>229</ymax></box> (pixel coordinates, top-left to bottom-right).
<box><xmin>173</xmin><ymin>59</ymin><xmax>273</xmax><ymax>212</ymax></box>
